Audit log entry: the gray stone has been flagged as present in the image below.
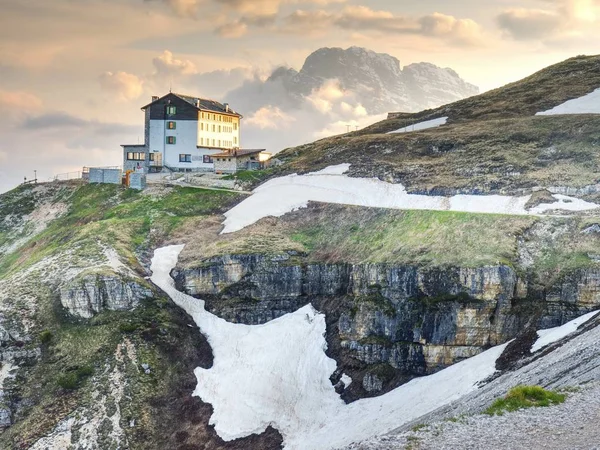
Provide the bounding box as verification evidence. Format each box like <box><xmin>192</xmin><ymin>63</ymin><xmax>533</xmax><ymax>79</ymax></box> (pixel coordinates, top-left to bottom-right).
<box><xmin>363</xmin><ymin>373</ymin><xmax>384</xmax><ymax>392</ymax></box>
<box><xmin>60</xmin><ymin>273</ymin><xmax>153</xmax><ymax>319</ymax></box>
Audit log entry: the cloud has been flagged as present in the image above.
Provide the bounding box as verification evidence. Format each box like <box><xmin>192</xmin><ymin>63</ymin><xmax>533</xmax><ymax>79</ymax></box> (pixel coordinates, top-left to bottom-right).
<box><xmin>150</xmin><ymin>0</ymin><xmax>347</xmax><ymax>20</ymax></box>
<box><xmin>215</xmin><ymin>21</ymin><xmax>249</xmax><ymax>38</ymax></box>
<box><xmin>21</xmin><ymin>113</ymin><xmax>87</xmax><ymax>130</ymax></box>
<box><xmin>418</xmin><ymin>13</ymin><xmax>482</xmax><ymax>46</ymax></box>
<box><xmin>0</xmin><ymin>111</ymin><xmax>141</xmax><ymax>194</ymax></box>
<box><xmin>99</xmin><ymin>71</ymin><xmax>144</xmax><ymax>101</ymax></box>
<box><xmin>0</xmin><ymin>91</ymin><xmax>43</xmax><ymax>112</ymax></box>
<box><xmin>496</xmin><ymin>0</ymin><xmax>600</xmax><ymax>41</ymax></box>
<box><xmin>335</xmin><ymin>7</ymin><xmax>483</xmax><ymax>46</ymax></box>
<box><xmin>496</xmin><ymin>9</ymin><xmax>563</xmax><ymax>40</ymax></box>
<box><xmin>0</xmin><ymin>90</ymin><xmax>43</xmax><ymax>123</ymax></box>
<box><xmin>152</xmin><ymin>50</ymin><xmax>198</xmax><ymax>79</ymax></box>
<box><xmin>245</xmin><ymin>106</ymin><xmax>296</xmax><ymax>129</ymax></box>
<box><xmin>271</xmin><ymin>6</ymin><xmax>484</xmax><ymax>46</ymax></box>
<box><xmin>282</xmin><ymin>9</ymin><xmax>334</xmax><ymax>33</ymax></box>
<box><xmin>145</xmin><ymin>0</ymin><xmax>204</xmax><ymax>17</ymax></box>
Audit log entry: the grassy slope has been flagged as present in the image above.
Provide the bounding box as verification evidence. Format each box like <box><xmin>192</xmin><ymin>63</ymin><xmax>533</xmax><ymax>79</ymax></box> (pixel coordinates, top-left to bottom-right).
<box><xmin>275</xmin><ymin>55</ymin><xmax>600</xmax><ymax>194</ymax></box>
<box><xmin>177</xmin><ymin>202</ymin><xmax>600</xmax><ymax>284</ymax></box>
<box><xmin>0</xmin><ymin>182</ymin><xmax>250</xmax><ymax>449</ymax></box>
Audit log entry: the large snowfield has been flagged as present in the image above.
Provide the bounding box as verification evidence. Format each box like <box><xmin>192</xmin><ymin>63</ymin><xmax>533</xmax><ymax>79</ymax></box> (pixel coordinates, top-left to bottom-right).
<box><xmin>537</xmin><ymin>88</ymin><xmax>600</xmax><ymax>115</ymax></box>
<box><xmin>151</xmin><ymin>245</ymin><xmax>509</xmax><ymax>450</ymax></box>
<box><xmin>531</xmin><ymin>310</ymin><xmax>600</xmax><ymax>353</ymax></box>
<box><xmin>221</xmin><ymin>164</ymin><xmax>599</xmax><ymax>233</ymax></box>
<box><xmin>387</xmin><ymin>116</ymin><xmax>448</xmax><ymax>133</ymax></box>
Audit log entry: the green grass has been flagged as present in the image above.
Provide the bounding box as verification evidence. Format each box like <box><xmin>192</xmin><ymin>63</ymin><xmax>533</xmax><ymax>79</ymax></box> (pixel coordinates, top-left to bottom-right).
<box><xmin>56</xmin><ymin>365</ymin><xmax>94</xmax><ymax>390</ymax></box>
<box><xmin>289</xmin><ymin>206</ymin><xmax>535</xmax><ymax>267</ymax></box>
<box><xmin>485</xmin><ymin>385</ymin><xmax>566</xmax><ymax>416</ymax></box>
<box><xmin>278</xmin><ymin>114</ymin><xmax>600</xmax><ymax>195</ymax></box>
<box><xmin>221</xmin><ymin>169</ymin><xmax>272</xmax><ymax>182</ymax></box>
<box><xmin>0</xmin><ymin>183</ymin><xmax>244</xmax><ymax>279</ymax></box>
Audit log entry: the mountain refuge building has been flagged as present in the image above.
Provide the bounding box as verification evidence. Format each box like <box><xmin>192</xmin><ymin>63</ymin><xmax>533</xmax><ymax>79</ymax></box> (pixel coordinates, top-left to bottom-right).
<box><xmin>122</xmin><ymin>93</ymin><xmax>268</xmax><ymax>173</ymax></box>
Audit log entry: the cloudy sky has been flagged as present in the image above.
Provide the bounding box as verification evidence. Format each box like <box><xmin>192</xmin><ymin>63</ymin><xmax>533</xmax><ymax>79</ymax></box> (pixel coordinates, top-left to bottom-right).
<box><xmin>1</xmin><ymin>0</ymin><xmax>599</xmax><ymax>193</ymax></box>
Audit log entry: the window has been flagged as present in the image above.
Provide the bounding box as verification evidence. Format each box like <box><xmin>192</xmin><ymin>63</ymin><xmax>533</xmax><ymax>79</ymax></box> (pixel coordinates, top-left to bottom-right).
<box><xmin>200</xmin><ymin>138</ymin><xmax>204</xmax><ymax>145</ymax></box>
<box><xmin>166</xmin><ymin>106</ymin><xmax>176</xmax><ymax>115</ymax></box>
<box><xmin>166</xmin><ymin>136</ymin><xmax>176</xmax><ymax>144</ymax></box>
<box><xmin>218</xmin><ymin>140</ymin><xmax>221</xmax><ymax>147</ymax></box>
<box><xmin>179</xmin><ymin>154</ymin><xmax>191</xmax><ymax>163</ymax></box>
<box><xmin>127</xmin><ymin>152</ymin><xmax>145</xmax><ymax>161</ymax></box>
<box><xmin>234</xmin><ymin>123</ymin><xmax>238</xmax><ymax>130</ymax></box>
<box><xmin>201</xmin><ymin>112</ymin><xmax>205</xmax><ymax>119</ymax></box>
<box><xmin>203</xmin><ymin>155</ymin><xmax>213</xmax><ymax>163</ymax></box>
<box><xmin>149</xmin><ymin>153</ymin><xmax>155</xmax><ymax>161</ymax></box>
<box><xmin>200</xmin><ymin>123</ymin><xmax>204</xmax><ymax>131</ymax></box>
<box><xmin>234</xmin><ymin>137</ymin><xmax>237</xmax><ymax>144</ymax></box>
<box><xmin>218</xmin><ymin>125</ymin><xmax>221</xmax><ymax>133</ymax></box>
<box><xmin>212</xmin><ymin>124</ymin><xmax>216</xmax><ymax>132</ymax></box>
<box><xmin>212</xmin><ymin>139</ymin><xmax>215</xmax><ymax>146</ymax></box>
<box><xmin>167</xmin><ymin>121</ymin><xmax>176</xmax><ymax>129</ymax></box>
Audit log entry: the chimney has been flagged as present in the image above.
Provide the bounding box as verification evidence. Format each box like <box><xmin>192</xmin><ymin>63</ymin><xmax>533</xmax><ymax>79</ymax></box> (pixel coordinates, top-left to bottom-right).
<box><xmin>224</xmin><ymin>103</ymin><xmax>230</xmax><ymax>112</ymax></box>
<box><xmin>152</xmin><ymin>95</ymin><xmax>159</xmax><ymax>102</ymax></box>
<box><xmin>195</xmin><ymin>99</ymin><xmax>201</xmax><ymax>108</ymax></box>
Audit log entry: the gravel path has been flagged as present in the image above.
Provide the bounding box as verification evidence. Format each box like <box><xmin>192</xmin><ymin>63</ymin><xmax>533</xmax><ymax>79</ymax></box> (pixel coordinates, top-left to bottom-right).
<box><xmin>347</xmin><ymin>383</ymin><xmax>600</xmax><ymax>450</ymax></box>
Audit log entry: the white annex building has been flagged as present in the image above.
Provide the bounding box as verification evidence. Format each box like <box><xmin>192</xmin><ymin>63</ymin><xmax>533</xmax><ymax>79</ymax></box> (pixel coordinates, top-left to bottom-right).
<box><xmin>122</xmin><ymin>93</ymin><xmax>252</xmax><ymax>173</ymax></box>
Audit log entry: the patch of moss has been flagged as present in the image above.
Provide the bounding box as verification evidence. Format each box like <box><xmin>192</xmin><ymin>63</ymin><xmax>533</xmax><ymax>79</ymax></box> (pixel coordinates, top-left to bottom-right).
<box><xmin>485</xmin><ymin>385</ymin><xmax>566</xmax><ymax>416</ymax></box>
<box><xmin>358</xmin><ymin>335</ymin><xmax>393</xmax><ymax>347</ymax></box>
<box><xmin>56</xmin><ymin>365</ymin><xmax>94</xmax><ymax>390</ymax></box>
<box><xmin>354</xmin><ymin>292</ymin><xmax>397</xmax><ymax>318</ymax></box>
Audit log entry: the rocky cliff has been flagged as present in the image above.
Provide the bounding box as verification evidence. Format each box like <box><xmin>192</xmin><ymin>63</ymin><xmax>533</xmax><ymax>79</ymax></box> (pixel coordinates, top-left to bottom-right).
<box><xmin>173</xmin><ymin>253</ymin><xmax>600</xmax><ymax>399</ymax></box>
<box><xmin>60</xmin><ymin>271</ymin><xmax>153</xmax><ymax>319</ymax></box>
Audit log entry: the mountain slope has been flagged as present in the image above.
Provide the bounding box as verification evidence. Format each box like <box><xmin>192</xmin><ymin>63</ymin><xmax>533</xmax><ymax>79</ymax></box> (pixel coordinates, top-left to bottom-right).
<box><xmin>2</xmin><ymin>55</ymin><xmax>600</xmax><ymax>450</ymax></box>
<box><xmin>275</xmin><ymin>54</ymin><xmax>600</xmax><ymax>196</ymax></box>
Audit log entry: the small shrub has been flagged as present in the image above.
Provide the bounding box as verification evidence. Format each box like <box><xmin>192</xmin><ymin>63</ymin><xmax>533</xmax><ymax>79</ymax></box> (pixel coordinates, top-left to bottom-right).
<box><xmin>411</xmin><ymin>423</ymin><xmax>428</xmax><ymax>432</ymax></box>
<box><xmin>56</xmin><ymin>365</ymin><xmax>94</xmax><ymax>390</ymax></box>
<box><xmin>57</xmin><ymin>373</ymin><xmax>79</xmax><ymax>390</ymax></box>
<box><xmin>485</xmin><ymin>385</ymin><xmax>566</xmax><ymax>416</ymax></box>
<box><xmin>119</xmin><ymin>322</ymin><xmax>139</xmax><ymax>333</ymax></box>
<box><xmin>39</xmin><ymin>330</ymin><xmax>53</xmax><ymax>344</ymax></box>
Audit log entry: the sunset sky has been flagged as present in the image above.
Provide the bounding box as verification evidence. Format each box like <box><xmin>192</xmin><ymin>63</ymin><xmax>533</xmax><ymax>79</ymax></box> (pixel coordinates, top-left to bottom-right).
<box><xmin>1</xmin><ymin>0</ymin><xmax>599</xmax><ymax>192</ymax></box>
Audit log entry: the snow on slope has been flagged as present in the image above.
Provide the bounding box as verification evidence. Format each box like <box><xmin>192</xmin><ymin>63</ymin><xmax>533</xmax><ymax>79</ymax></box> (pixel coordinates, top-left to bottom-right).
<box><xmin>531</xmin><ymin>310</ymin><xmax>600</xmax><ymax>353</ymax></box>
<box><xmin>536</xmin><ymin>88</ymin><xmax>600</xmax><ymax>115</ymax></box>
<box><xmin>387</xmin><ymin>117</ymin><xmax>448</xmax><ymax>133</ymax></box>
<box><xmin>151</xmin><ymin>245</ymin><xmax>509</xmax><ymax>450</ymax></box>
<box><xmin>221</xmin><ymin>165</ymin><xmax>599</xmax><ymax>234</ymax></box>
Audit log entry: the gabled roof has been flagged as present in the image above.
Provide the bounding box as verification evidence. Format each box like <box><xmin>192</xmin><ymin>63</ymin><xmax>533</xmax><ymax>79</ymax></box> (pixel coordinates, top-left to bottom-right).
<box><xmin>141</xmin><ymin>93</ymin><xmax>243</xmax><ymax>117</ymax></box>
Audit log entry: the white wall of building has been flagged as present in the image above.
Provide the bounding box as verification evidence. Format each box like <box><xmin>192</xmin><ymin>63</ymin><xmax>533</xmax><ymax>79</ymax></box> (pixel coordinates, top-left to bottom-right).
<box><xmin>197</xmin><ymin>112</ymin><xmax>241</xmax><ymax>149</ymax></box>
<box><xmin>149</xmin><ymin>119</ymin><xmax>213</xmax><ymax>170</ymax></box>
<box><xmin>148</xmin><ymin>113</ymin><xmax>242</xmax><ymax>170</ymax></box>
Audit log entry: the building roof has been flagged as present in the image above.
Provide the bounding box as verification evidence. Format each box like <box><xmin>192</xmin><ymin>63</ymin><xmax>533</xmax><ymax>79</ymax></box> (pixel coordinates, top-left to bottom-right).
<box><xmin>141</xmin><ymin>93</ymin><xmax>242</xmax><ymax>117</ymax></box>
<box><xmin>211</xmin><ymin>149</ymin><xmax>267</xmax><ymax>158</ymax></box>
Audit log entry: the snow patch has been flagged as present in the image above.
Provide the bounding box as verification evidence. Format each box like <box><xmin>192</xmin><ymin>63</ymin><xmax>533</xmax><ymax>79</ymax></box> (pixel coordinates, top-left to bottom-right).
<box><xmin>310</xmin><ymin>163</ymin><xmax>351</xmax><ymax>175</ymax></box>
<box><xmin>536</xmin><ymin>88</ymin><xmax>600</xmax><ymax>115</ymax></box>
<box><xmin>341</xmin><ymin>373</ymin><xmax>352</xmax><ymax>387</ymax></box>
<box><xmin>532</xmin><ymin>310</ymin><xmax>600</xmax><ymax>353</ymax></box>
<box><xmin>0</xmin><ymin>362</ymin><xmax>15</xmax><ymax>389</ymax></box>
<box><xmin>221</xmin><ymin>166</ymin><xmax>599</xmax><ymax>234</ymax></box>
<box><xmin>387</xmin><ymin>117</ymin><xmax>448</xmax><ymax>133</ymax></box>
<box><xmin>151</xmin><ymin>245</ymin><xmax>509</xmax><ymax>450</ymax></box>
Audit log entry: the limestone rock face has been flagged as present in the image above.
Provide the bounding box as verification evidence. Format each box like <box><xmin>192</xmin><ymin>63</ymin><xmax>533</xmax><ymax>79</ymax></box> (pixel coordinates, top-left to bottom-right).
<box><xmin>60</xmin><ymin>273</ymin><xmax>153</xmax><ymax>319</ymax></box>
<box><xmin>174</xmin><ymin>253</ymin><xmax>600</xmax><ymax>395</ymax></box>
